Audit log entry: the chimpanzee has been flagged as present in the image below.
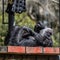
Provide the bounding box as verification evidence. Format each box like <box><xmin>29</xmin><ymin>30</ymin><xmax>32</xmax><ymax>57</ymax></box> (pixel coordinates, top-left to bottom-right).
<box><xmin>8</xmin><ymin>22</ymin><xmax>53</xmax><ymax>47</ymax></box>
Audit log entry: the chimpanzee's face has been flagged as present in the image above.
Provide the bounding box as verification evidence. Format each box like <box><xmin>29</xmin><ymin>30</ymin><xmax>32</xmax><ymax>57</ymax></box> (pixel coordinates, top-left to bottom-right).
<box><xmin>46</xmin><ymin>31</ymin><xmax>52</xmax><ymax>37</ymax></box>
<box><xmin>40</xmin><ymin>28</ymin><xmax>53</xmax><ymax>37</ymax></box>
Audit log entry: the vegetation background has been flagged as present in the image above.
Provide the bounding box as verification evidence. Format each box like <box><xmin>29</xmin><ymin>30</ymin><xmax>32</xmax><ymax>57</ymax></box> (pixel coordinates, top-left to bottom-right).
<box><xmin>0</xmin><ymin>0</ymin><xmax>59</xmax><ymax>47</ymax></box>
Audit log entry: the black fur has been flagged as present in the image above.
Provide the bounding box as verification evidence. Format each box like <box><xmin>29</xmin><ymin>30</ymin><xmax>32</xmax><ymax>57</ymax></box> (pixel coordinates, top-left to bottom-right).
<box><xmin>5</xmin><ymin>21</ymin><xmax>53</xmax><ymax>47</ymax></box>
<box><xmin>8</xmin><ymin>26</ymin><xmax>53</xmax><ymax>47</ymax></box>
<box><xmin>34</xmin><ymin>21</ymin><xmax>45</xmax><ymax>33</ymax></box>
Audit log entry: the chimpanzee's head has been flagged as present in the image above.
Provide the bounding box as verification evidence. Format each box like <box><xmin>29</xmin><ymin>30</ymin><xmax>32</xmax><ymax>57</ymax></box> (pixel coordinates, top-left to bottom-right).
<box><xmin>40</xmin><ymin>28</ymin><xmax>53</xmax><ymax>37</ymax></box>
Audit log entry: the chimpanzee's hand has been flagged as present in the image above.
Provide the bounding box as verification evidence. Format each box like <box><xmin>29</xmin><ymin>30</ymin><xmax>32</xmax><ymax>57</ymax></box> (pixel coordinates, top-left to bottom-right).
<box><xmin>43</xmin><ymin>37</ymin><xmax>53</xmax><ymax>47</ymax></box>
<box><xmin>34</xmin><ymin>21</ymin><xmax>45</xmax><ymax>33</ymax></box>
